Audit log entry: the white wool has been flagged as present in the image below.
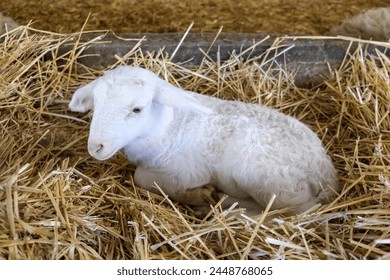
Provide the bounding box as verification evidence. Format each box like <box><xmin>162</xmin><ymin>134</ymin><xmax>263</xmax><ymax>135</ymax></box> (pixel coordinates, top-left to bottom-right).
<box><xmin>69</xmin><ymin>66</ymin><xmax>339</xmax><ymax>215</ymax></box>
<box><xmin>0</xmin><ymin>12</ymin><xmax>19</xmax><ymax>35</ymax></box>
<box><xmin>329</xmin><ymin>7</ymin><xmax>390</xmax><ymax>41</ymax></box>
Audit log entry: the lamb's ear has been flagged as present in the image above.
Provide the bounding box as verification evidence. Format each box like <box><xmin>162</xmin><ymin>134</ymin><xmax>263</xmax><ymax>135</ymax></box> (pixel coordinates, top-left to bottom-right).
<box><xmin>155</xmin><ymin>81</ymin><xmax>213</xmax><ymax>115</ymax></box>
<box><xmin>69</xmin><ymin>80</ymin><xmax>97</xmax><ymax>112</ymax></box>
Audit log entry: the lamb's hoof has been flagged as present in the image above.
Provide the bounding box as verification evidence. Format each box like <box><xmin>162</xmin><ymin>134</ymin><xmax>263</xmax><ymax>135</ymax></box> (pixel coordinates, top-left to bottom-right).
<box><xmin>201</xmin><ymin>185</ymin><xmax>219</xmax><ymax>205</ymax></box>
<box><xmin>193</xmin><ymin>206</ymin><xmax>212</xmax><ymax>219</ymax></box>
<box><xmin>172</xmin><ymin>184</ymin><xmax>219</xmax><ymax>207</ymax></box>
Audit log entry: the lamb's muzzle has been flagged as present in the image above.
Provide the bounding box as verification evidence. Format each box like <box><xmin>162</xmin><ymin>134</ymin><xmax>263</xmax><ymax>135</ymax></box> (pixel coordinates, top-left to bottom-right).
<box><xmin>88</xmin><ymin>139</ymin><xmax>116</xmax><ymax>161</ymax></box>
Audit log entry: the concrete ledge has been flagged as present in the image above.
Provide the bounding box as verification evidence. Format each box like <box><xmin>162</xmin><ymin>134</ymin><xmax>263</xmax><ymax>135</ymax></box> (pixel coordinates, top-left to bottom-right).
<box><xmin>58</xmin><ymin>32</ymin><xmax>389</xmax><ymax>88</ymax></box>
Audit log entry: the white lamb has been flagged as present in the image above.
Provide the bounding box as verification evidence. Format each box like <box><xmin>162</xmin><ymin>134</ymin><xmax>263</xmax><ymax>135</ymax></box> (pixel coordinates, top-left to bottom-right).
<box><xmin>329</xmin><ymin>7</ymin><xmax>390</xmax><ymax>41</ymax></box>
<box><xmin>69</xmin><ymin>66</ymin><xmax>339</xmax><ymax>216</ymax></box>
<box><xmin>0</xmin><ymin>12</ymin><xmax>19</xmax><ymax>35</ymax></box>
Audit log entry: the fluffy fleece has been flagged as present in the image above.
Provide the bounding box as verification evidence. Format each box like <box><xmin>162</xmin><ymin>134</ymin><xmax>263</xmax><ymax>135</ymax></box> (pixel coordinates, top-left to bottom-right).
<box><xmin>329</xmin><ymin>7</ymin><xmax>390</xmax><ymax>40</ymax></box>
<box><xmin>0</xmin><ymin>12</ymin><xmax>19</xmax><ymax>34</ymax></box>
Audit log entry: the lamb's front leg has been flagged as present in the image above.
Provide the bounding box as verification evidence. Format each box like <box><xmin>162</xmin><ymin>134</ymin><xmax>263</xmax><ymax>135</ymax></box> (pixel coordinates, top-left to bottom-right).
<box><xmin>134</xmin><ymin>167</ymin><xmax>218</xmax><ymax>207</ymax></box>
<box><xmin>173</xmin><ymin>184</ymin><xmax>219</xmax><ymax>206</ymax></box>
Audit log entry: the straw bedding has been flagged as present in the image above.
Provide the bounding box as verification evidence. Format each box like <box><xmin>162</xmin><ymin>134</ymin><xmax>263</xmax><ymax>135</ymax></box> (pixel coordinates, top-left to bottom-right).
<box><xmin>0</xmin><ymin>26</ymin><xmax>390</xmax><ymax>260</ymax></box>
<box><xmin>1</xmin><ymin>0</ymin><xmax>390</xmax><ymax>35</ymax></box>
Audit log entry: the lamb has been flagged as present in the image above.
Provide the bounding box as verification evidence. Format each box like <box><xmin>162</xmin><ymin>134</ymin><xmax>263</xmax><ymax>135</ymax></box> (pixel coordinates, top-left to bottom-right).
<box><xmin>69</xmin><ymin>66</ymin><xmax>339</xmax><ymax>216</ymax></box>
<box><xmin>0</xmin><ymin>12</ymin><xmax>20</xmax><ymax>35</ymax></box>
<box><xmin>329</xmin><ymin>7</ymin><xmax>390</xmax><ymax>41</ymax></box>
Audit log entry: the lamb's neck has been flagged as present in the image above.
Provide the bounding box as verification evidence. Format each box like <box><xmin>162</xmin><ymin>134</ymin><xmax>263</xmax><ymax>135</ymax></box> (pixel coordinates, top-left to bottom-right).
<box><xmin>123</xmin><ymin>106</ymin><xmax>176</xmax><ymax>167</ymax></box>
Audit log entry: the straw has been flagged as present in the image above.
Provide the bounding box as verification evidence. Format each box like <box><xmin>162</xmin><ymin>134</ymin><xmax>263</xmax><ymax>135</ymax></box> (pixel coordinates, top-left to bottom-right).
<box><xmin>2</xmin><ymin>0</ymin><xmax>389</xmax><ymax>35</ymax></box>
<box><xmin>0</xmin><ymin>26</ymin><xmax>389</xmax><ymax>260</ymax></box>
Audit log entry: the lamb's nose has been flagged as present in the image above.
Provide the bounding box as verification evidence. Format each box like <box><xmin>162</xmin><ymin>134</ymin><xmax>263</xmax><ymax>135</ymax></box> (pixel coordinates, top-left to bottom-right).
<box><xmin>88</xmin><ymin>141</ymin><xmax>105</xmax><ymax>157</ymax></box>
<box><xmin>95</xmin><ymin>144</ymin><xmax>104</xmax><ymax>153</ymax></box>
<box><xmin>87</xmin><ymin>138</ymin><xmax>117</xmax><ymax>161</ymax></box>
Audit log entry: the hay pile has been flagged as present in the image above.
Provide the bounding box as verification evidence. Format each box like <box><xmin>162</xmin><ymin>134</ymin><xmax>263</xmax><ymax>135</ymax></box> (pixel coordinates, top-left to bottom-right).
<box><xmin>1</xmin><ymin>0</ymin><xmax>390</xmax><ymax>34</ymax></box>
<box><xmin>1</xmin><ymin>26</ymin><xmax>389</xmax><ymax>260</ymax></box>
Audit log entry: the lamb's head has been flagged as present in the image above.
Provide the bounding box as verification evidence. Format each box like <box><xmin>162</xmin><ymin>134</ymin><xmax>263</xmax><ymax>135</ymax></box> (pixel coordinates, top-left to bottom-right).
<box><xmin>69</xmin><ymin>66</ymin><xmax>212</xmax><ymax>161</ymax></box>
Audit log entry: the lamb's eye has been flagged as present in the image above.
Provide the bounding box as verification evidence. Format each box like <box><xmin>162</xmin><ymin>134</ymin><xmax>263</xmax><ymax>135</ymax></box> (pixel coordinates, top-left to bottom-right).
<box><xmin>132</xmin><ymin>107</ymin><xmax>142</xmax><ymax>114</ymax></box>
